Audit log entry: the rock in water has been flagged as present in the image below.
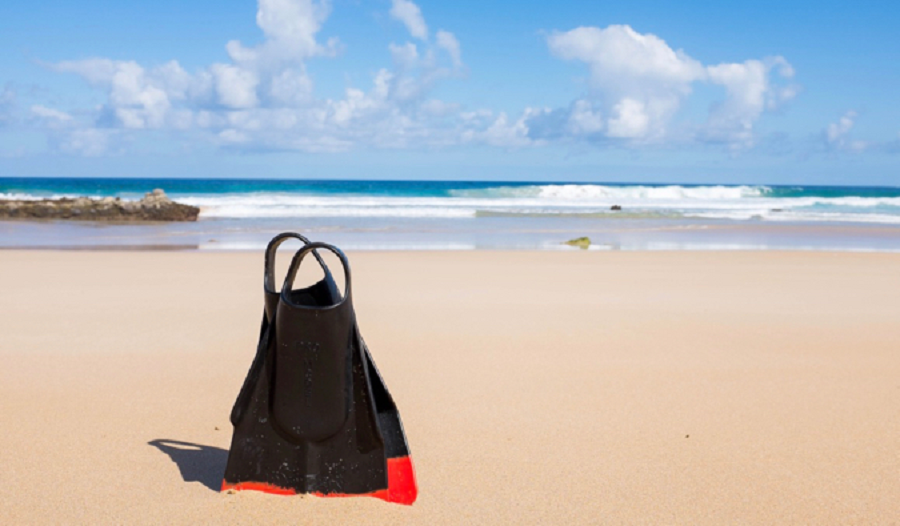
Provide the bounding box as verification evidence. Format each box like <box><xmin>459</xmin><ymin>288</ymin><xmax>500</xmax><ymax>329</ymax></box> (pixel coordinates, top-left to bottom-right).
<box><xmin>0</xmin><ymin>189</ymin><xmax>200</xmax><ymax>222</ymax></box>
<box><xmin>563</xmin><ymin>236</ymin><xmax>591</xmax><ymax>249</ymax></box>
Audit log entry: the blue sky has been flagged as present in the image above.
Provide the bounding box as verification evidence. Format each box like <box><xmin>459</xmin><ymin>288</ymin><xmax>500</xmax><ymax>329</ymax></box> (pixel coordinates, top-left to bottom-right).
<box><xmin>1</xmin><ymin>0</ymin><xmax>898</xmax><ymax>184</ymax></box>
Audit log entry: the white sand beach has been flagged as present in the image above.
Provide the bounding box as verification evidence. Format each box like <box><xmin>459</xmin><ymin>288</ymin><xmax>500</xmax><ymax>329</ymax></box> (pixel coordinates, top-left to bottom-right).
<box><xmin>1</xmin><ymin>250</ymin><xmax>899</xmax><ymax>524</ymax></box>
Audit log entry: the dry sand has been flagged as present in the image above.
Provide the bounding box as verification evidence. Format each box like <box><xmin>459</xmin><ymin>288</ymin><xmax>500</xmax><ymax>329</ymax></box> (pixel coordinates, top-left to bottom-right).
<box><xmin>1</xmin><ymin>250</ymin><xmax>899</xmax><ymax>524</ymax></box>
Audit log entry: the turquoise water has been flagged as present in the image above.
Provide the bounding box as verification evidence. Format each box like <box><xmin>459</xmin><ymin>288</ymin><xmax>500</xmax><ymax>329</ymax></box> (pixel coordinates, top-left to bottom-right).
<box><xmin>3</xmin><ymin>177</ymin><xmax>900</xmax><ymax>200</ymax></box>
<box><xmin>2</xmin><ymin>177</ymin><xmax>900</xmax><ymax>250</ymax></box>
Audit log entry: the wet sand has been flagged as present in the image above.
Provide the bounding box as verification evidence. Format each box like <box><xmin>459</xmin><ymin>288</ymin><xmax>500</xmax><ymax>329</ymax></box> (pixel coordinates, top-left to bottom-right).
<box><xmin>1</xmin><ymin>250</ymin><xmax>899</xmax><ymax>524</ymax></box>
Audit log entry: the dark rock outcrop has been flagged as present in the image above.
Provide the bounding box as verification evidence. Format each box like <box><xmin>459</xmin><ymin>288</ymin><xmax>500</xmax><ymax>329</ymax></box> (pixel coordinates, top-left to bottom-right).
<box><xmin>0</xmin><ymin>189</ymin><xmax>200</xmax><ymax>222</ymax></box>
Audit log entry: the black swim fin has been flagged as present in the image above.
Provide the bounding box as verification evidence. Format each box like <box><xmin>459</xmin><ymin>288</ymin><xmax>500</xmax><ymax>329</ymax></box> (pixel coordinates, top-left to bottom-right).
<box><xmin>222</xmin><ymin>238</ymin><xmax>418</xmax><ymax>504</ymax></box>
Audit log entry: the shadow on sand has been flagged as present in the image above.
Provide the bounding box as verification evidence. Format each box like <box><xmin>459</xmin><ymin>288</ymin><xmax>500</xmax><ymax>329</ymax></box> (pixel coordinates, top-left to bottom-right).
<box><xmin>148</xmin><ymin>439</ymin><xmax>228</xmax><ymax>492</ymax></box>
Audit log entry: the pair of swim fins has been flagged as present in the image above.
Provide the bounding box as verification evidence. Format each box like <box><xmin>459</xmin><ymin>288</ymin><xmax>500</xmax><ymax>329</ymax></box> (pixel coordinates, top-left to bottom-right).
<box><xmin>222</xmin><ymin>234</ymin><xmax>418</xmax><ymax>505</ymax></box>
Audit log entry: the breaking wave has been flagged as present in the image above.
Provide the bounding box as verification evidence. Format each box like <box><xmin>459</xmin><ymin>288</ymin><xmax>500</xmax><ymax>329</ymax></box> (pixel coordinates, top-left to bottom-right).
<box><xmin>171</xmin><ymin>184</ymin><xmax>900</xmax><ymax>224</ymax></box>
<box><xmin>450</xmin><ymin>184</ymin><xmax>770</xmax><ymax>200</ymax></box>
<box><xmin>4</xmin><ymin>182</ymin><xmax>900</xmax><ymax>224</ymax></box>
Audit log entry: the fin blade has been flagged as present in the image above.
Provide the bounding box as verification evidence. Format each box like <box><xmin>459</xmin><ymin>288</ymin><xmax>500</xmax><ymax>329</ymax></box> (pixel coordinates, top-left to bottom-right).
<box><xmin>385</xmin><ymin>455</ymin><xmax>418</xmax><ymax>505</ymax></box>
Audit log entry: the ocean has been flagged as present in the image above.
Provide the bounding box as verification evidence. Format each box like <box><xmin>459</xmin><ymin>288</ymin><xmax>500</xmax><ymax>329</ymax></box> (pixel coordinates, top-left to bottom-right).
<box><xmin>2</xmin><ymin>177</ymin><xmax>900</xmax><ymax>251</ymax></box>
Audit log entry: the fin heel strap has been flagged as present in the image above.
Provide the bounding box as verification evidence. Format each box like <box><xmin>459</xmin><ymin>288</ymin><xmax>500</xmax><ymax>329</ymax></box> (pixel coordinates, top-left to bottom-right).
<box><xmin>281</xmin><ymin>242</ymin><xmax>351</xmax><ymax>306</ymax></box>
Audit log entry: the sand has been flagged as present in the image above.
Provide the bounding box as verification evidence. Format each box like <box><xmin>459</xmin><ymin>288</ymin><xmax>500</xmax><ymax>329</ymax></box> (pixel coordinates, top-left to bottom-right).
<box><xmin>1</xmin><ymin>249</ymin><xmax>899</xmax><ymax>524</ymax></box>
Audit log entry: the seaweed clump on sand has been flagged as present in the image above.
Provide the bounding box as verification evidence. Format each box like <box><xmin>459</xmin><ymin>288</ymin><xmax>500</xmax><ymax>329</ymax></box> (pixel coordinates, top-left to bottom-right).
<box><xmin>563</xmin><ymin>236</ymin><xmax>591</xmax><ymax>249</ymax></box>
<box><xmin>0</xmin><ymin>189</ymin><xmax>200</xmax><ymax>222</ymax></box>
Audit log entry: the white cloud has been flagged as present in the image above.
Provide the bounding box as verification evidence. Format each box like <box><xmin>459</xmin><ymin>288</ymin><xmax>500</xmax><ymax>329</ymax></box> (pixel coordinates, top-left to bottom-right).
<box><xmin>481</xmin><ymin>113</ymin><xmax>532</xmax><ymax>147</ymax></box>
<box><xmin>54</xmin><ymin>59</ymin><xmax>184</xmax><ymax>129</ymax></box>
<box><xmin>548</xmin><ymin>25</ymin><xmax>705</xmax><ymax>89</ymax></box>
<box><xmin>824</xmin><ymin>110</ymin><xmax>867</xmax><ymax>152</ymax></box>
<box><xmin>827</xmin><ymin>110</ymin><xmax>856</xmax><ymax>143</ymax></box>
<box><xmin>373</xmin><ymin>21</ymin><xmax>464</xmax><ymax>117</ymax></box>
<box><xmin>436</xmin><ymin>30</ymin><xmax>462</xmax><ymax>68</ymax></box>
<box><xmin>460</xmin><ymin>109</ymin><xmax>543</xmax><ymax>148</ymax></box>
<box><xmin>53</xmin><ymin>0</ymin><xmax>335</xmax><ymax>128</ymax></box>
<box><xmin>566</xmin><ymin>100</ymin><xmax>604</xmax><ymax>135</ymax></box>
<box><xmin>607</xmin><ymin>98</ymin><xmax>650</xmax><ymax>138</ymax></box>
<box><xmin>508</xmin><ymin>100</ymin><xmax>607</xmax><ymax>142</ymax></box>
<box><xmin>419</xmin><ymin>98</ymin><xmax>459</xmax><ymax>116</ymax></box>
<box><xmin>58</xmin><ymin>128</ymin><xmax>113</xmax><ymax>157</ymax></box>
<box><xmin>390</xmin><ymin>0</ymin><xmax>428</xmax><ymax>40</ymax></box>
<box><xmin>269</xmin><ymin>68</ymin><xmax>314</xmax><ymax>105</ymax></box>
<box><xmin>28</xmin><ymin>104</ymin><xmax>120</xmax><ymax>157</ymax></box>
<box><xmin>53</xmin><ymin>58</ymin><xmax>119</xmax><ymax>85</ymax></box>
<box><xmin>109</xmin><ymin>62</ymin><xmax>172</xmax><ymax>128</ymax></box>
<box><xmin>35</xmin><ymin>6</ymin><xmax>803</xmax><ymax>156</ymax></box>
<box><xmin>210</xmin><ymin>64</ymin><xmax>260</xmax><ymax>109</ymax></box>
<box><xmin>704</xmin><ymin>57</ymin><xmax>796</xmax><ymax>147</ymax></box>
<box><xmin>547</xmin><ymin>25</ymin><xmax>703</xmax><ymax>141</ymax></box>
<box><xmin>218</xmin><ymin>128</ymin><xmax>251</xmax><ymax>144</ymax></box>
<box><xmin>31</xmin><ymin>105</ymin><xmax>73</xmax><ymax>122</ymax></box>
<box><xmin>546</xmin><ymin>24</ymin><xmax>798</xmax><ymax>147</ymax></box>
<box><xmin>226</xmin><ymin>0</ymin><xmax>337</xmax><ymax>68</ymax></box>
<box><xmin>389</xmin><ymin>42</ymin><xmax>419</xmax><ymax>69</ymax></box>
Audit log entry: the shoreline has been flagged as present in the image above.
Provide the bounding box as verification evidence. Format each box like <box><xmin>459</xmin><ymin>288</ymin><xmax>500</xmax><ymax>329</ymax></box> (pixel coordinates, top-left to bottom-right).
<box><xmin>3</xmin><ymin>216</ymin><xmax>900</xmax><ymax>252</ymax></box>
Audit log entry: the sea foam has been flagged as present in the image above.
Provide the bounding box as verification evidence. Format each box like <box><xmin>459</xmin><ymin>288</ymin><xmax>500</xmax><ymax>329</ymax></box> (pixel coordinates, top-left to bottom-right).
<box><xmin>4</xmin><ymin>182</ymin><xmax>900</xmax><ymax>224</ymax></box>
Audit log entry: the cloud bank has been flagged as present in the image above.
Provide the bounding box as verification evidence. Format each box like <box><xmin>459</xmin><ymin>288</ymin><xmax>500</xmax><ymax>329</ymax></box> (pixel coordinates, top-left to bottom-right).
<box><xmin>540</xmin><ymin>25</ymin><xmax>797</xmax><ymax>148</ymax></box>
<box><xmin>27</xmin><ymin>0</ymin><xmax>805</xmax><ymax>157</ymax></box>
